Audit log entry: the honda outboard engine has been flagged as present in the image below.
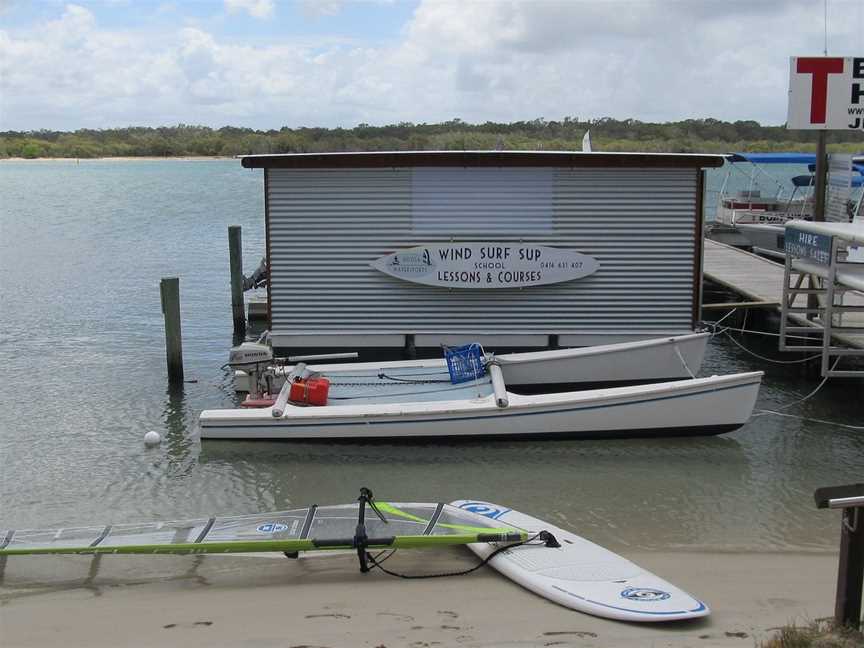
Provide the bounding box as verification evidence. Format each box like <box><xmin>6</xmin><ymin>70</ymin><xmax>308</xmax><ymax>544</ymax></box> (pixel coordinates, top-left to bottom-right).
<box><xmin>228</xmin><ymin>342</ymin><xmax>274</xmax><ymax>398</ymax></box>
<box><xmin>228</xmin><ymin>342</ymin><xmax>273</xmax><ymax>369</ymax></box>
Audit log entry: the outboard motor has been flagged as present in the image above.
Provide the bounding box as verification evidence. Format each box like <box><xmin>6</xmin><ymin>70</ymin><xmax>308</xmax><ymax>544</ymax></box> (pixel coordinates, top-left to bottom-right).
<box><xmin>228</xmin><ymin>342</ymin><xmax>274</xmax><ymax>398</ymax></box>
<box><xmin>242</xmin><ymin>257</ymin><xmax>269</xmax><ymax>291</ymax></box>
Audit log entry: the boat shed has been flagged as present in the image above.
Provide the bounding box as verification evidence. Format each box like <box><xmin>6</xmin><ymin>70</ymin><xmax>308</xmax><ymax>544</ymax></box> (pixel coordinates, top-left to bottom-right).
<box><xmin>241</xmin><ymin>151</ymin><xmax>724</xmax><ymax>355</ymax></box>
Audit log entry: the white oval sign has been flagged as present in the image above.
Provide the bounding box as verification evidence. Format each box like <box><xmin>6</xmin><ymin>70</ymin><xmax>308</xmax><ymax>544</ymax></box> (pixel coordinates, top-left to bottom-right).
<box><xmin>370</xmin><ymin>243</ymin><xmax>599</xmax><ymax>289</ymax></box>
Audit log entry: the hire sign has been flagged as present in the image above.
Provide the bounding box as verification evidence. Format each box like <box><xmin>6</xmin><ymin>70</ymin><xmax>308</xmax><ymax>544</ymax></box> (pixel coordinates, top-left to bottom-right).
<box><xmin>787</xmin><ymin>57</ymin><xmax>864</xmax><ymax>131</ymax></box>
<box><xmin>370</xmin><ymin>243</ymin><xmax>599</xmax><ymax>289</ymax></box>
<box><xmin>784</xmin><ymin>227</ymin><xmax>833</xmax><ymax>266</ymax></box>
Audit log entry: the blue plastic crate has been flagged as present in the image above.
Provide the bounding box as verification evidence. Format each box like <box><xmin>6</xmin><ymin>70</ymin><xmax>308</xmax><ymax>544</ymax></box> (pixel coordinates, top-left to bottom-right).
<box><xmin>443</xmin><ymin>343</ymin><xmax>486</xmax><ymax>384</ymax></box>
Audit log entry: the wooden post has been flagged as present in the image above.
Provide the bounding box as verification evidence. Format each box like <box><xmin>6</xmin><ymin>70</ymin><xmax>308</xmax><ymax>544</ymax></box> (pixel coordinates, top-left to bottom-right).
<box><xmin>815</xmin><ymin>484</ymin><xmax>864</xmax><ymax>629</ymax></box>
<box><xmin>404</xmin><ymin>334</ymin><xmax>416</xmax><ymax>360</ymax></box>
<box><xmin>160</xmin><ymin>277</ymin><xmax>183</xmax><ymax>384</ymax></box>
<box><xmin>229</xmin><ymin>225</ymin><xmax>246</xmax><ymax>336</ymax></box>
<box><xmin>835</xmin><ymin>507</ymin><xmax>864</xmax><ymax>629</ymax></box>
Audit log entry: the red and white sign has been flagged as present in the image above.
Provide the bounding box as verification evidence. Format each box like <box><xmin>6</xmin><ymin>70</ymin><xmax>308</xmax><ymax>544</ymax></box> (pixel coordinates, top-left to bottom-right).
<box><xmin>787</xmin><ymin>57</ymin><xmax>864</xmax><ymax>131</ymax></box>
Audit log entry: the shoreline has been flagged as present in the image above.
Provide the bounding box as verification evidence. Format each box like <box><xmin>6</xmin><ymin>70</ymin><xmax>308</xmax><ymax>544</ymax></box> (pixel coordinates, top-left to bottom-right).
<box><xmin>0</xmin><ymin>156</ymin><xmax>236</xmax><ymax>162</ymax></box>
<box><xmin>0</xmin><ymin>549</ymin><xmax>840</xmax><ymax>647</ymax></box>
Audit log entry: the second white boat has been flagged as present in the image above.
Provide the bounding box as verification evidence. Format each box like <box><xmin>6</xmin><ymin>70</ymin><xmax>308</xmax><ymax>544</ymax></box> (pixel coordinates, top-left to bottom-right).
<box><xmin>200</xmin><ymin>370</ymin><xmax>763</xmax><ymax>441</ymax></box>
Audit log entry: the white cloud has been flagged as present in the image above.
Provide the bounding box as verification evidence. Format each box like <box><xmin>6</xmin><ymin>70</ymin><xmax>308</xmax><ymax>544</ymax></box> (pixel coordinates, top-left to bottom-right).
<box><xmin>1</xmin><ymin>0</ymin><xmax>863</xmax><ymax>131</ymax></box>
<box><xmin>299</xmin><ymin>0</ymin><xmax>343</xmax><ymax>18</ymax></box>
<box><xmin>224</xmin><ymin>0</ymin><xmax>274</xmax><ymax>19</ymax></box>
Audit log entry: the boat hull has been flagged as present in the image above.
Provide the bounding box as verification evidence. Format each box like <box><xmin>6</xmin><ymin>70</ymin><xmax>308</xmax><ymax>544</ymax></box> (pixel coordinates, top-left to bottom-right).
<box><xmin>735</xmin><ymin>223</ymin><xmax>786</xmax><ymax>259</ymax></box>
<box><xmin>200</xmin><ymin>372</ymin><xmax>763</xmax><ymax>441</ymax></box>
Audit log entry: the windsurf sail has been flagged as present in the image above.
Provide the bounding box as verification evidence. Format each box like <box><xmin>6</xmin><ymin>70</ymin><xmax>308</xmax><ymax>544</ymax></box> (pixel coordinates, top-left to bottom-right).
<box><xmin>0</xmin><ymin>491</ymin><xmax>526</xmax><ymax>560</ymax></box>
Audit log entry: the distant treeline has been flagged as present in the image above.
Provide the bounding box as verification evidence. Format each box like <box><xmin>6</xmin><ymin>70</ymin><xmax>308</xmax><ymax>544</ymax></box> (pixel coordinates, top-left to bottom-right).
<box><xmin>2</xmin><ymin>118</ymin><xmax>863</xmax><ymax>158</ymax></box>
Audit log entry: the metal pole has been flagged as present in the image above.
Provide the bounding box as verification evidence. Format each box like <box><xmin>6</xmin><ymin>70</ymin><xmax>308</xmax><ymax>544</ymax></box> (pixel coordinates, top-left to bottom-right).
<box><xmin>160</xmin><ymin>277</ymin><xmax>184</xmax><ymax>384</ymax></box>
<box><xmin>229</xmin><ymin>225</ymin><xmax>246</xmax><ymax>336</ymax></box>
<box><xmin>814</xmin><ymin>131</ymin><xmax>828</xmax><ymax>222</ymax></box>
<box><xmin>806</xmin><ymin>132</ymin><xmax>829</xmax><ymax>328</ymax></box>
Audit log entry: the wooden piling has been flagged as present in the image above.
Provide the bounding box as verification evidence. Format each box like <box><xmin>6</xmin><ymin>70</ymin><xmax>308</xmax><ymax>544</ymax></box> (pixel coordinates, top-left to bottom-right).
<box><xmin>404</xmin><ymin>334</ymin><xmax>416</xmax><ymax>360</ymax></box>
<box><xmin>835</xmin><ymin>507</ymin><xmax>864</xmax><ymax>628</ymax></box>
<box><xmin>815</xmin><ymin>483</ymin><xmax>864</xmax><ymax>630</ymax></box>
<box><xmin>229</xmin><ymin>225</ymin><xmax>246</xmax><ymax>336</ymax></box>
<box><xmin>160</xmin><ymin>277</ymin><xmax>184</xmax><ymax>384</ymax></box>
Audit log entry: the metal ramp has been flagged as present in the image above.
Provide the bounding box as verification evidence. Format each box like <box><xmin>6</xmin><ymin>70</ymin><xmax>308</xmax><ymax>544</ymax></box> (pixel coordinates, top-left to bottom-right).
<box><xmin>779</xmin><ymin>221</ymin><xmax>864</xmax><ymax>377</ymax></box>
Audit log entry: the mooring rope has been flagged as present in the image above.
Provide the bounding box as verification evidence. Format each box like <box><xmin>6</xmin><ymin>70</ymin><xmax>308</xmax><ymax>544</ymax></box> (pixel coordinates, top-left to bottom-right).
<box><xmin>710</xmin><ymin>324</ymin><xmax>829</xmax><ymax>342</ymax></box>
<box><xmin>707</xmin><ymin>308</ymin><xmax>739</xmax><ymax>336</ymax></box>
<box><xmin>722</xmin><ymin>330</ymin><xmax>822</xmax><ymax>364</ymax></box>
<box><xmin>751</xmin><ymin>357</ymin><xmax>864</xmax><ymax>431</ymax></box>
<box><xmin>752</xmin><ymin>410</ymin><xmax>864</xmax><ymax>431</ymax></box>
<box><xmin>700</xmin><ymin>316</ymin><xmax>860</xmax><ymax>431</ymax></box>
<box><xmin>673</xmin><ymin>343</ymin><xmax>696</xmax><ymax>378</ymax></box>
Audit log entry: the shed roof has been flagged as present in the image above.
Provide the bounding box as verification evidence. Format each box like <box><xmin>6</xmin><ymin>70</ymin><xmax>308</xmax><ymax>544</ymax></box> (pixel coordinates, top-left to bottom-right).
<box><xmin>240</xmin><ymin>150</ymin><xmax>725</xmax><ymax>169</ymax></box>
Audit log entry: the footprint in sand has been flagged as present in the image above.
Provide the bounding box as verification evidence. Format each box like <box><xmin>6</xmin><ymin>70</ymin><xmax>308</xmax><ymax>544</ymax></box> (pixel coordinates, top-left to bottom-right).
<box><xmin>377</xmin><ymin>612</ymin><xmax>415</xmax><ymax>622</ymax></box>
<box><xmin>542</xmin><ymin>631</ymin><xmax>598</xmax><ymax>639</ymax></box>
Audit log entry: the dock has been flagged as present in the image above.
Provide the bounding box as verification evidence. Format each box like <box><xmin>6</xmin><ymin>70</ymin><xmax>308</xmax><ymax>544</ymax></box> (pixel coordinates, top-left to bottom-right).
<box><xmin>703</xmin><ymin>238</ymin><xmax>864</xmax><ymax>351</ymax></box>
<box><xmin>704</xmin><ymin>240</ymin><xmax>787</xmax><ymax>309</ymax></box>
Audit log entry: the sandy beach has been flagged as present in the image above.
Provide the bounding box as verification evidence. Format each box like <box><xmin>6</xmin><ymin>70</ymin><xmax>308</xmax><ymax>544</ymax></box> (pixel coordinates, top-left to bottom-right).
<box><xmin>0</xmin><ymin>548</ymin><xmax>839</xmax><ymax>648</ymax></box>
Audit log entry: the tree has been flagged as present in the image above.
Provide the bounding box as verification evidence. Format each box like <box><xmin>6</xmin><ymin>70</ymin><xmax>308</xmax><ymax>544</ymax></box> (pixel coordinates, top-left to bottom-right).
<box><xmin>20</xmin><ymin>142</ymin><xmax>44</xmax><ymax>158</ymax></box>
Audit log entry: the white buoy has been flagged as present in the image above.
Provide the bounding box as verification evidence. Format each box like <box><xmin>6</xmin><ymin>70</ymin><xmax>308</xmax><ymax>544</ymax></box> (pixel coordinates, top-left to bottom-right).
<box><xmin>144</xmin><ymin>431</ymin><xmax>162</xmax><ymax>446</ymax></box>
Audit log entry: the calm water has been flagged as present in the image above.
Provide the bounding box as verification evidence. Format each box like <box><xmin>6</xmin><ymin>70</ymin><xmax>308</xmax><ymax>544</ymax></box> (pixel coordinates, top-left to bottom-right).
<box><xmin>0</xmin><ymin>160</ymin><xmax>861</xmax><ymax>554</ymax></box>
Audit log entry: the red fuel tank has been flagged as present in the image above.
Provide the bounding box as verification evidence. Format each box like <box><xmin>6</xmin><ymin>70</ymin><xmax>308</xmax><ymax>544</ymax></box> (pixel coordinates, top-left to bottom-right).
<box><xmin>289</xmin><ymin>378</ymin><xmax>330</xmax><ymax>406</ymax></box>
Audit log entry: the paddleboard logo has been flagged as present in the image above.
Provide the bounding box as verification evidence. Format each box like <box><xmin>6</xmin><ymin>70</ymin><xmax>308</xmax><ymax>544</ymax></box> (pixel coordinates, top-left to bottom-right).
<box><xmin>457</xmin><ymin>502</ymin><xmax>510</xmax><ymax>520</ymax></box>
<box><xmin>256</xmin><ymin>522</ymin><xmax>289</xmax><ymax>534</ymax></box>
<box><xmin>370</xmin><ymin>243</ymin><xmax>599</xmax><ymax>289</ymax></box>
<box><xmin>620</xmin><ymin>588</ymin><xmax>671</xmax><ymax>602</ymax></box>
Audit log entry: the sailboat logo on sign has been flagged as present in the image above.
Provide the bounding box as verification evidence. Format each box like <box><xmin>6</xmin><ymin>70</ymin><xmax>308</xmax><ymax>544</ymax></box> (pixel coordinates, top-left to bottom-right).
<box><xmin>387</xmin><ymin>248</ymin><xmax>434</xmax><ymax>276</ymax></box>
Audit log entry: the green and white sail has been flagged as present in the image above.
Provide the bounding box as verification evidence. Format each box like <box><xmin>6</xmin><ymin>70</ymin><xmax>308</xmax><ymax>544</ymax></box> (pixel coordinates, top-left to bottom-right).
<box><xmin>0</xmin><ymin>503</ymin><xmax>525</xmax><ymax>556</ymax></box>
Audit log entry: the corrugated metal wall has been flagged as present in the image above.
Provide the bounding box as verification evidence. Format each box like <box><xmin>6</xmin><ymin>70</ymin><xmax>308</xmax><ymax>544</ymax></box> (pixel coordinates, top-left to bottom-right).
<box><xmin>267</xmin><ymin>166</ymin><xmax>699</xmax><ymax>349</ymax></box>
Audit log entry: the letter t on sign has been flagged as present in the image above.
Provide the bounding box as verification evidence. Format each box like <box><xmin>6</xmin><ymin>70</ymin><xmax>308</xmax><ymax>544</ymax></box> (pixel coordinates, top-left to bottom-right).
<box><xmin>797</xmin><ymin>57</ymin><xmax>845</xmax><ymax>123</ymax></box>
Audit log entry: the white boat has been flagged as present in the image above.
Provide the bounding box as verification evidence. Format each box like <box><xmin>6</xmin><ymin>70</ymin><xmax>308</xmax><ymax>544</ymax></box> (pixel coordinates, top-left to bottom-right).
<box><xmin>199</xmin><ymin>369</ymin><xmax>763</xmax><ymax>441</ymax></box>
<box><xmin>713</xmin><ymin>153</ymin><xmax>819</xmax><ymax>230</ymax></box>
<box><xmin>710</xmin><ymin>153</ymin><xmax>864</xmax><ymax>256</ymax></box>
<box><xmin>734</xmin><ymin>222</ymin><xmax>788</xmax><ymax>260</ymax></box>
<box><xmin>232</xmin><ymin>332</ymin><xmax>711</xmax><ymax>393</ymax></box>
<box><xmin>735</xmin><ymin>175</ymin><xmax>863</xmax><ymax>259</ymax></box>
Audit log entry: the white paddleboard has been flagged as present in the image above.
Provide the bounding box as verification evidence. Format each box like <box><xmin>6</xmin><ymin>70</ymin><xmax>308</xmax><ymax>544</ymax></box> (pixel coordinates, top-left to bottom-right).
<box><xmin>450</xmin><ymin>500</ymin><xmax>709</xmax><ymax>622</ymax></box>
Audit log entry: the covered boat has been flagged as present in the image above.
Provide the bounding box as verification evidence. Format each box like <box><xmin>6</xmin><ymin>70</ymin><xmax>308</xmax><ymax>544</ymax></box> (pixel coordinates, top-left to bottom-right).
<box><xmin>711</xmin><ymin>152</ymin><xmax>864</xmax><ymax>254</ymax></box>
<box><xmin>232</xmin><ymin>332</ymin><xmax>712</xmax><ymax>393</ymax></box>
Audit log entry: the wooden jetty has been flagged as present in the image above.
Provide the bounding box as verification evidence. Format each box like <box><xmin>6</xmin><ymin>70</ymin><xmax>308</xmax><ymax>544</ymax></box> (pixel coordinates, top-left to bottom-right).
<box><xmin>703</xmin><ymin>239</ymin><xmax>788</xmax><ymax>308</ymax></box>
<box><xmin>703</xmin><ymin>237</ymin><xmax>864</xmax><ymax>355</ymax></box>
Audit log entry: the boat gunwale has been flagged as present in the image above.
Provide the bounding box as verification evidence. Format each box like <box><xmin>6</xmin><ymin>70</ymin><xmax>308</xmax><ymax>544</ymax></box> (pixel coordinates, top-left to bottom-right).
<box><xmin>200</xmin><ymin>372</ymin><xmax>764</xmax><ymax>426</ymax></box>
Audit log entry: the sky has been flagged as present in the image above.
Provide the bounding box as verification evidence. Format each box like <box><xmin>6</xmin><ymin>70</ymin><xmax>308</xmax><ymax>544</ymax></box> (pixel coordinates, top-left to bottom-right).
<box><xmin>1</xmin><ymin>0</ymin><xmax>863</xmax><ymax>132</ymax></box>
